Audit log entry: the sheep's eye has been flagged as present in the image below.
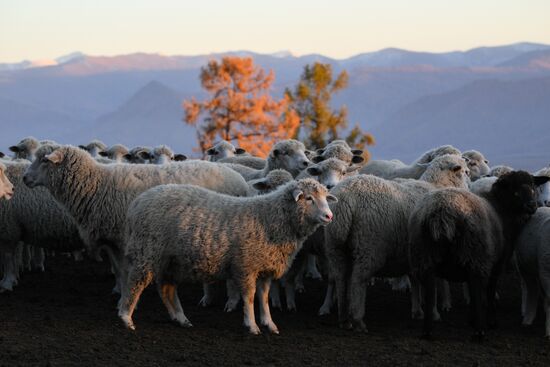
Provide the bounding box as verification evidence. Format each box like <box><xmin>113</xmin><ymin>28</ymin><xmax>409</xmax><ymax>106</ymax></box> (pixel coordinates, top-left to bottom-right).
<box><xmin>469</xmin><ymin>162</ymin><xmax>477</xmax><ymax>166</ymax></box>
<box><xmin>306</xmin><ymin>196</ymin><xmax>314</xmax><ymax>202</ymax></box>
<box><xmin>41</xmin><ymin>157</ymin><xmax>49</xmax><ymax>163</ymax></box>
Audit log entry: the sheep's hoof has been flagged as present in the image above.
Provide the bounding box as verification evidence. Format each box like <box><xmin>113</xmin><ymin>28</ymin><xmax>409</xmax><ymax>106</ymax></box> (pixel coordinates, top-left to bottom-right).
<box><xmin>224</xmin><ymin>302</ymin><xmax>238</xmax><ymax>313</ymax></box>
<box><xmin>441</xmin><ymin>305</ymin><xmax>452</xmax><ymax>312</ymax></box>
<box><xmin>318</xmin><ymin>306</ymin><xmax>331</xmax><ymax>316</ymax></box>
<box><xmin>339</xmin><ymin>320</ymin><xmax>353</xmax><ymax>330</ymax></box>
<box><xmin>412</xmin><ymin>310</ymin><xmax>424</xmax><ymax>320</ymax></box>
<box><xmin>306</xmin><ymin>271</ymin><xmax>323</xmax><ymax>280</ymax></box>
<box><xmin>120</xmin><ymin>316</ymin><xmax>136</xmax><ymax>331</ymax></box>
<box><xmin>544</xmin><ymin>334</ymin><xmax>550</xmax><ymax>341</ymax></box>
<box><xmin>471</xmin><ymin>331</ymin><xmax>486</xmax><ymax>343</ymax></box>
<box><xmin>198</xmin><ymin>296</ymin><xmax>212</xmax><ymax>307</ymax></box>
<box><xmin>178</xmin><ymin>319</ymin><xmax>193</xmax><ymax>328</ymax></box>
<box><xmin>353</xmin><ymin>321</ymin><xmax>368</xmax><ymax>333</ymax></box>
<box><xmin>248</xmin><ymin>325</ymin><xmax>261</xmax><ymax>335</ymax></box>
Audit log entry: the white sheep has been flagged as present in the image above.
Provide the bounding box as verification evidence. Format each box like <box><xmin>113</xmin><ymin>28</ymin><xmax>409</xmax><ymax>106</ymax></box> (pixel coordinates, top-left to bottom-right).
<box><xmin>462</xmin><ymin>150</ymin><xmax>490</xmax><ymax>181</ymax></box>
<box><xmin>515</xmin><ymin>207</ymin><xmax>550</xmax><ymax>337</ymax></box>
<box><xmin>489</xmin><ymin>165</ymin><xmax>513</xmax><ymax>177</ymax></box>
<box><xmin>118</xmin><ymin>179</ymin><xmax>336</xmax><ymax>334</ymax></box>
<box><xmin>78</xmin><ymin>140</ymin><xmax>107</xmax><ymax>157</ymax></box>
<box><xmin>9</xmin><ymin>137</ymin><xmax>40</xmax><ymax>161</ymax></box>
<box><xmin>23</xmin><ymin>145</ymin><xmax>251</xmax><ymax>293</ymax></box>
<box><xmin>360</xmin><ymin>145</ymin><xmax>461</xmax><ymax>179</ymax></box>
<box><xmin>124</xmin><ymin>146</ymin><xmax>153</xmax><ymax>164</ymax></box>
<box><xmin>147</xmin><ymin>145</ymin><xmax>187</xmax><ymax>164</ymax></box>
<box><xmin>408</xmin><ymin>171</ymin><xmax>547</xmax><ymax>340</ymax></box>
<box><xmin>219</xmin><ymin>156</ymin><xmax>266</xmax><ymax>170</ymax></box>
<box><xmin>324</xmin><ymin>154</ymin><xmax>469</xmax><ymax>331</ymax></box>
<box><xmin>534</xmin><ymin>167</ymin><xmax>550</xmax><ymax>207</ymax></box>
<box><xmin>205</xmin><ymin>140</ymin><xmax>247</xmax><ymax>161</ymax></box>
<box><xmin>98</xmin><ymin>144</ymin><xmax>130</xmax><ymax>163</ymax></box>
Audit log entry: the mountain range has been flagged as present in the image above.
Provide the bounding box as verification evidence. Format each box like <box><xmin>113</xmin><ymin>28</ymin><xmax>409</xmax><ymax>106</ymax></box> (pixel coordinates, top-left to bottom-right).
<box><xmin>1</xmin><ymin>42</ymin><xmax>549</xmax><ymax>170</ymax></box>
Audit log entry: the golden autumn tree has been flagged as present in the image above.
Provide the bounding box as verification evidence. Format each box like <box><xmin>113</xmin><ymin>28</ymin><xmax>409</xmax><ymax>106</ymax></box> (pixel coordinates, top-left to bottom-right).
<box><xmin>285</xmin><ymin>62</ymin><xmax>374</xmax><ymax>159</ymax></box>
<box><xmin>183</xmin><ymin>57</ymin><xmax>299</xmax><ymax>157</ymax></box>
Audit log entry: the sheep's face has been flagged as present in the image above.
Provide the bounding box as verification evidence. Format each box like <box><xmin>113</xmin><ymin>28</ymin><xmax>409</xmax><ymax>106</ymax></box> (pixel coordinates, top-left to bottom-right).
<box><xmin>271</xmin><ymin>142</ymin><xmax>310</xmax><ymax>177</ymax></box>
<box><xmin>251</xmin><ymin>170</ymin><xmax>293</xmax><ymax>195</ymax></box>
<box><xmin>23</xmin><ymin>148</ymin><xmax>65</xmax><ymax>188</ymax></box>
<box><xmin>306</xmin><ymin>158</ymin><xmax>360</xmax><ymax>190</ymax></box>
<box><xmin>0</xmin><ymin>164</ymin><xmax>14</xmax><ymax>200</ymax></box>
<box><xmin>536</xmin><ymin>179</ymin><xmax>550</xmax><ymax>207</ymax></box>
<box><xmin>291</xmin><ymin>179</ymin><xmax>337</xmax><ymax>226</ymax></box>
<box><xmin>466</xmin><ymin>158</ymin><xmax>490</xmax><ymax>181</ymax></box>
<box><xmin>206</xmin><ymin>141</ymin><xmax>245</xmax><ymax>161</ymax></box>
<box><xmin>312</xmin><ymin>145</ymin><xmax>364</xmax><ymax>165</ymax></box>
<box><xmin>492</xmin><ymin>171</ymin><xmax>550</xmax><ymax>215</ymax></box>
<box><xmin>124</xmin><ymin>149</ymin><xmax>152</xmax><ymax>164</ymax></box>
<box><xmin>79</xmin><ymin>141</ymin><xmax>106</xmax><ymax>158</ymax></box>
<box><xmin>9</xmin><ymin>138</ymin><xmax>40</xmax><ymax>161</ymax></box>
<box><xmin>99</xmin><ymin>145</ymin><xmax>129</xmax><ymax>163</ymax></box>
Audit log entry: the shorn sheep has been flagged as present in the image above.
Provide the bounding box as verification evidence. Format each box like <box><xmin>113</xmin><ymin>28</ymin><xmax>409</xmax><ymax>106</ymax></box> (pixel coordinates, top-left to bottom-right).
<box><xmin>324</xmin><ymin>154</ymin><xmax>470</xmax><ymax>331</ymax></box>
<box><xmin>360</xmin><ymin>145</ymin><xmax>461</xmax><ymax>179</ymax></box>
<box><xmin>206</xmin><ymin>140</ymin><xmax>247</xmax><ymax>162</ymax></box>
<box><xmin>22</xmin><ymin>146</ymin><xmax>250</xmax><ymax>292</ymax></box>
<box><xmin>226</xmin><ymin>139</ymin><xmax>310</xmax><ymax>181</ymax></box>
<box><xmin>515</xmin><ymin>207</ymin><xmax>550</xmax><ymax>338</ymax></box>
<box><xmin>118</xmin><ymin>179</ymin><xmax>337</xmax><ymax>334</ymax></box>
<box><xmin>462</xmin><ymin>150</ymin><xmax>490</xmax><ymax>181</ymax></box>
<box><xmin>78</xmin><ymin>140</ymin><xmax>107</xmax><ymax>157</ymax></box>
<box><xmin>408</xmin><ymin>171</ymin><xmax>549</xmax><ymax>340</ymax></box>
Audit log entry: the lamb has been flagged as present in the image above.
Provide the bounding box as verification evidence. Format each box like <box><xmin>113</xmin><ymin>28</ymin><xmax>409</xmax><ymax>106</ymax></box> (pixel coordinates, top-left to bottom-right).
<box><xmin>489</xmin><ymin>165</ymin><xmax>513</xmax><ymax>177</ymax></box>
<box><xmin>408</xmin><ymin>171</ymin><xmax>548</xmax><ymax>340</ymax></box>
<box><xmin>98</xmin><ymin>144</ymin><xmax>130</xmax><ymax>163</ymax></box>
<box><xmin>9</xmin><ymin>137</ymin><xmax>40</xmax><ymax>161</ymax></box>
<box><xmin>148</xmin><ymin>145</ymin><xmax>187</xmax><ymax>164</ymax></box>
<box><xmin>206</xmin><ymin>140</ymin><xmax>247</xmax><ymax>161</ymax></box>
<box><xmin>118</xmin><ymin>178</ymin><xmax>336</xmax><ymax>334</ymax></box>
<box><xmin>0</xmin><ymin>162</ymin><xmax>14</xmax><ymax>200</ymax></box>
<box><xmin>123</xmin><ymin>146</ymin><xmax>153</xmax><ymax>164</ymax></box>
<box><xmin>78</xmin><ymin>140</ymin><xmax>107</xmax><ymax>157</ymax></box>
<box><xmin>22</xmin><ymin>146</ymin><xmax>251</xmax><ymax>292</ymax></box>
<box><xmin>360</xmin><ymin>145</ymin><xmax>461</xmax><ymax>179</ymax></box>
<box><xmin>225</xmin><ymin>139</ymin><xmax>310</xmax><ymax>181</ymax></box>
<box><xmin>324</xmin><ymin>154</ymin><xmax>470</xmax><ymax>331</ymax></box>
<box><xmin>462</xmin><ymin>150</ymin><xmax>490</xmax><ymax>181</ymax></box>
<box><xmin>534</xmin><ymin>167</ymin><xmax>550</xmax><ymax>207</ymax></box>
<box><xmin>515</xmin><ymin>207</ymin><xmax>550</xmax><ymax>337</ymax></box>
<box><xmin>1</xmin><ymin>145</ymin><xmax>84</xmax><ymax>291</ymax></box>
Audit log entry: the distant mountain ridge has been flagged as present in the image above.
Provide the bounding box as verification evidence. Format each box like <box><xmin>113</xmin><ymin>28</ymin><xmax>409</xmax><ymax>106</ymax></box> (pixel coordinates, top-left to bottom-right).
<box><xmin>1</xmin><ymin>42</ymin><xmax>549</xmax><ymax>169</ymax></box>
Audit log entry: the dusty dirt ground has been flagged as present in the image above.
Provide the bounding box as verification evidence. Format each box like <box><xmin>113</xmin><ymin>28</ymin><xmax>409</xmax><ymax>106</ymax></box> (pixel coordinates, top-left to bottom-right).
<box><xmin>0</xmin><ymin>255</ymin><xmax>549</xmax><ymax>367</ymax></box>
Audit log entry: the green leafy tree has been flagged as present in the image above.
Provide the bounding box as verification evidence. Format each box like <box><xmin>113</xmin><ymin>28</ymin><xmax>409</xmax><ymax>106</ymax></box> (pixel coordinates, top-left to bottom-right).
<box><xmin>285</xmin><ymin>62</ymin><xmax>374</xmax><ymax>155</ymax></box>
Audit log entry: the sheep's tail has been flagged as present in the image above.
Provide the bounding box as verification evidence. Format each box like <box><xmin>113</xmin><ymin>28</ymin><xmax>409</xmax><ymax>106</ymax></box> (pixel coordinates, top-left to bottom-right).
<box><xmin>423</xmin><ymin>207</ymin><xmax>458</xmax><ymax>244</ymax></box>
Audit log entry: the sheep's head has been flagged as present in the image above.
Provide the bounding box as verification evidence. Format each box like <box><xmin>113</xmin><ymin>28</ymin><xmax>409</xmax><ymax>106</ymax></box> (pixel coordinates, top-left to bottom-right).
<box><xmin>417</xmin><ymin>145</ymin><xmax>461</xmax><ymax>165</ymax></box>
<box><xmin>79</xmin><ymin>140</ymin><xmax>107</xmax><ymax>158</ymax></box>
<box><xmin>534</xmin><ymin>168</ymin><xmax>550</xmax><ymax>207</ymax></box>
<box><xmin>206</xmin><ymin>140</ymin><xmax>245</xmax><ymax>161</ymax></box>
<box><xmin>306</xmin><ymin>158</ymin><xmax>360</xmax><ymax>190</ymax></box>
<box><xmin>124</xmin><ymin>146</ymin><xmax>152</xmax><ymax>164</ymax></box>
<box><xmin>9</xmin><ymin>136</ymin><xmax>40</xmax><ymax>161</ymax></box>
<box><xmin>250</xmin><ymin>169</ymin><xmax>293</xmax><ymax>194</ymax></box>
<box><xmin>148</xmin><ymin>145</ymin><xmax>187</xmax><ymax>164</ymax></box>
<box><xmin>462</xmin><ymin>150</ymin><xmax>490</xmax><ymax>181</ymax></box>
<box><xmin>421</xmin><ymin>154</ymin><xmax>470</xmax><ymax>189</ymax></box>
<box><xmin>288</xmin><ymin>178</ymin><xmax>337</xmax><ymax>228</ymax></box>
<box><xmin>99</xmin><ymin>144</ymin><xmax>129</xmax><ymax>163</ymax></box>
<box><xmin>312</xmin><ymin>144</ymin><xmax>364</xmax><ymax>165</ymax></box>
<box><xmin>269</xmin><ymin>140</ymin><xmax>310</xmax><ymax>177</ymax></box>
<box><xmin>491</xmin><ymin>171</ymin><xmax>550</xmax><ymax>216</ymax></box>
<box><xmin>0</xmin><ymin>163</ymin><xmax>14</xmax><ymax>200</ymax></box>
<box><xmin>23</xmin><ymin>144</ymin><xmax>64</xmax><ymax>188</ymax></box>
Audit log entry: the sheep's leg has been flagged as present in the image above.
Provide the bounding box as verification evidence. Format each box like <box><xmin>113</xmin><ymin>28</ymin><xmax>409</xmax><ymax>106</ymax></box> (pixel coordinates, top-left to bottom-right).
<box><xmin>468</xmin><ymin>275</ymin><xmax>487</xmax><ymax>341</ymax></box>
<box><xmin>23</xmin><ymin>245</ymin><xmax>32</xmax><ymax>272</ymax></box>
<box><xmin>410</xmin><ymin>277</ymin><xmax>424</xmax><ymax>320</ymax></box>
<box><xmin>72</xmin><ymin>250</ymin><xmax>84</xmax><ymax>262</ymax></box>
<box><xmin>306</xmin><ymin>254</ymin><xmax>323</xmax><ymax>280</ymax></box>
<box><xmin>199</xmin><ymin>283</ymin><xmax>215</xmax><ymax>307</ymax></box>
<box><xmin>520</xmin><ymin>276</ymin><xmax>527</xmax><ymax>318</ymax></box>
<box><xmin>269</xmin><ymin>280</ymin><xmax>282</xmax><ymax>310</ymax></box>
<box><xmin>256</xmin><ymin>278</ymin><xmax>279</xmax><ymax>334</ymax></box>
<box><xmin>118</xmin><ymin>267</ymin><xmax>153</xmax><ymax>330</ymax></box>
<box><xmin>318</xmin><ymin>281</ymin><xmax>334</xmax><ymax>316</ymax></box>
<box><xmin>158</xmin><ymin>283</ymin><xmax>192</xmax><ymax>327</ymax></box>
<box><xmin>439</xmin><ymin>279</ymin><xmax>452</xmax><ymax>312</ymax></box>
<box><xmin>486</xmin><ymin>275</ymin><xmax>499</xmax><ymax>328</ymax></box>
<box><xmin>521</xmin><ymin>275</ymin><xmax>539</xmax><ymax>326</ymax></box>
<box><xmin>330</xmin><ymin>255</ymin><xmax>349</xmax><ymax>329</ymax></box>
<box><xmin>240</xmin><ymin>275</ymin><xmax>260</xmax><ymax>335</ymax></box>
<box><xmin>224</xmin><ymin>279</ymin><xmax>241</xmax><ymax>312</ymax></box>
<box><xmin>0</xmin><ymin>249</ymin><xmax>19</xmax><ymax>292</ymax></box>
<box><xmin>462</xmin><ymin>283</ymin><xmax>471</xmax><ymax>305</ymax></box>
<box><xmin>31</xmin><ymin>247</ymin><xmax>45</xmax><ymax>272</ymax></box>
<box><xmin>348</xmin><ymin>262</ymin><xmax>370</xmax><ymax>332</ymax></box>
<box><xmin>539</xmin><ymin>263</ymin><xmax>550</xmax><ymax>338</ymax></box>
<box><xmin>421</xmin><ymin>271</ymin><xmax>436</xmax><ymax>339</ymax></box>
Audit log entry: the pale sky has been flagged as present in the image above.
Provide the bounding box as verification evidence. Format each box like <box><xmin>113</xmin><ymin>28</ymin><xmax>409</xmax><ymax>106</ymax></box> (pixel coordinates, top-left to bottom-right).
<box><xmin>1</xmin><ymin>0</ymin><xmax>549</xmax><ymax>62</ymax></box>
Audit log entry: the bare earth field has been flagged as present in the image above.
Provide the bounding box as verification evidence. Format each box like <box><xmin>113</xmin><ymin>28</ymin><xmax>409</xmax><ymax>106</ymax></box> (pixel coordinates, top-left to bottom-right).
<box><xmin>0</xmin><ymin>256</ymin><xmax>549</xmax><ymax>367</ymax></box>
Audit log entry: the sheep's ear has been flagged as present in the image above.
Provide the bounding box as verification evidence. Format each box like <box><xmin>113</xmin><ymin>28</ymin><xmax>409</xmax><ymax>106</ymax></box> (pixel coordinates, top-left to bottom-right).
<box><xmin>346</xmin><ymin>165</ymin><xmax>361</xmax><ymax>173</ymax></box>
<box><xmin>452</xmin><ymin>165</ymin><xmax>463</xmax><ymax>173</ymax></box>
<box><xmin>292</xmin><ymin>188</ymin><xmax>304</xmax><ymax>202</ymax></box>
<box><xmin>416</xmin><ymin>162</ymin><xmax>430</xmax><ymax>168</ymax></box>
<box><xmin>0</xmin><ymin>152</ymin><xmax>4</xmax><ymax>158</ymax></box>
<box><xmin>351</xmin><ymin>149</ymin><xmax>363</xmax><ymax>156</ymax></box>
<box><xmin>78</xmin><ymin>145</ymin><xmax>87</xmax><ymax>150</ymax></box>
<box><xmin>173</xmin><ymin>154</ymin><xmax>187</xmax><ymax>161</ymax></box>
<box><xmin>252</xmin><ymin>180</ymin><xmax>270</xmax><ymax>191</ymax></box>
<box><xmin>316</xmin><ymin>149</ymin><xmax>325</xmax><ymax>155</ymax></box>
<box><xmin>484</xmin><ymin>160</ymin><xmax>489</xmax><ymax>164</ymax></box>
<box><xmin>45</xmin><ymin>150</ymin><xmax>64</xmax><ymax>164</ymax></box>
<box><xmin>533</xmin><ymin>176</ymin><xmax>550</xmax><ymax>186</ymax></box>
<box><xmin>272</xmin><ymin>149</ymin><xmax>281</xmax><ymax>157</ymax></box>
<box><xmin>138</xmin><ymin>151</ymin><xmax>151</xmax><ymax>160</ymax></box>
<box><xmin>312</xmin><ymin>156</ymin><xmax>324</xmax><ymax>163</ymax></box>
<box><xmin>98</xmin><ymin>151</ymin><xmax>109</xmax><ymax>157</ymax></box>
<box><xmin>235</xmin><ymin>148</ymin><xmax>246</xmax><ymax>155</ymax></box>
<box><xmin>9</xmin><ymin>145</ymin><xmax>20</xmax><ymax>153</ymax></box>
<box><xmin>206</xmin><ymin>148</ymin><xmax>216</xmax><ymax>156</ymax></box>
<box><xmin>123</xmin><ymin>153</ymin><xmax>132</xmax><ymax>160</ymax></box>
<box><xmin>351</xmin><ymin>156</ymin><xmax>364</xmax><ymax>164</ymax></box>
<box><xmin>461</xmin><ymin>156</ymin><xmax>470</xmax><ymax>163</ymax></box>
<box><xmin>326</xmin><ymin>194</ymin><xmax>338</xmax><ymax>203</ymax></box>
<box><xmin>307</xmin><ymin>167</ymin><xmax>322</xmax><ymax>176</ymax></box>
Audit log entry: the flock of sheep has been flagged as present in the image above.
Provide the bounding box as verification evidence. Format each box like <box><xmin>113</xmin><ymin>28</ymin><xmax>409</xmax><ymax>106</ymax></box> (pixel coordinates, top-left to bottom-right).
<box><xmin>1</xmin><ymin>136</ymin><xmax>550</xmax><ymax>341</ymax></box>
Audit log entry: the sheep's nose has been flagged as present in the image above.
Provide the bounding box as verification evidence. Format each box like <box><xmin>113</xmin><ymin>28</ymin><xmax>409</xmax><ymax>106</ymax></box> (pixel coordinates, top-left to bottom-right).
<box><xmin>301</xmin><ymin>160</ymin><xmax>309</xmax><ymax>168</ymax></box>
<box><xmin>544</xmin><ymin>200</ymin><xmax>550</xmax><ymax>207</ymax></box>
<box><xmin>326</xmin><ymin>184</ymin><xmax>334</xmax><ymax>190</ymax></box>
<box><xmin>325</xmin><ymin>212</ymin><xmax>333</xmax><ymax>221</ymax></box>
